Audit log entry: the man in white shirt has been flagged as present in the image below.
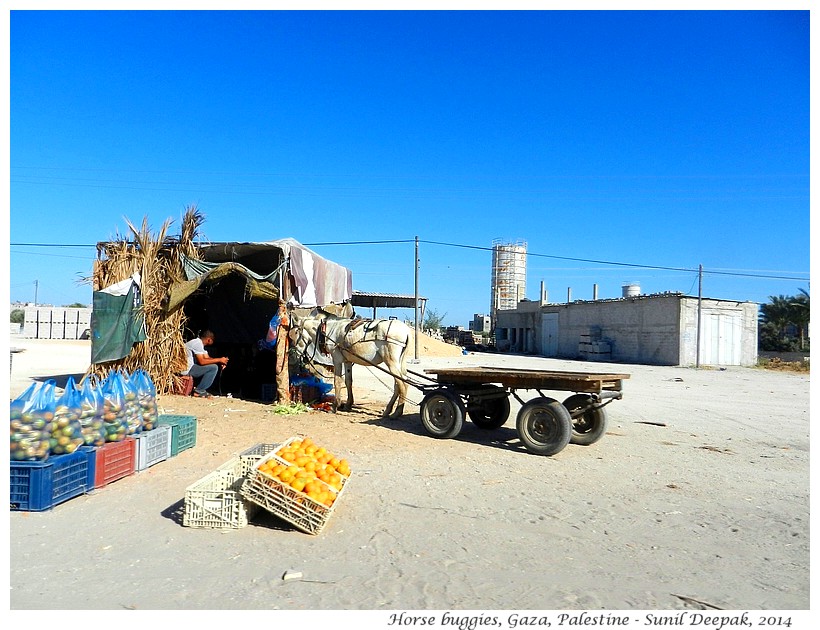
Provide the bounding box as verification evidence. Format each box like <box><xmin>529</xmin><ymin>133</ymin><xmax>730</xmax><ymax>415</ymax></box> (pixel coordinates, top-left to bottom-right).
<box><xmin>182</xmin><ymin>330</ymin><xmax>228</xmax><ymax>398</ymax></box>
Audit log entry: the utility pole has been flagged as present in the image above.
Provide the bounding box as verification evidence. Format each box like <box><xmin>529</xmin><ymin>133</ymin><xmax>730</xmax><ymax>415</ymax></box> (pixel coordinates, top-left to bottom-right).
<box><xmin>33</xmin><ymin>280</ymin><xmax>38</xmax><ymax>307</ymax></box>
<box><xmin>696</xmin><ymin>264</ymin><xmax>703</xmax><ymax>368</ymax></box>
<box><xmin>414</xmin><ymin>236</ymin><xmax>419</xmax><ymax>361</ymax></box>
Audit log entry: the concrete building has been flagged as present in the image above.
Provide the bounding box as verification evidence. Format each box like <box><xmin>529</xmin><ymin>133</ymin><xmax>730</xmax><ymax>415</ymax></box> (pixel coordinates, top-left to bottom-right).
<box><xmin>470</xmin><ymin>313</ymin><xmax>492</xmax><ymax>334</ymax></box>
<box><xmin>494</xmin><ymin>291</ymin><xmax>758</xmax><ymax>367</ymax></box>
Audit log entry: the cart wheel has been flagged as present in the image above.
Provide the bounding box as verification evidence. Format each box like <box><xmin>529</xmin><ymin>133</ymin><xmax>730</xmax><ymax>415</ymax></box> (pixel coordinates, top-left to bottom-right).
<box><xmin>420</xmin><ymin>389</ymin><xmax>465</xmax><ymax>439</ymax></box>
<box><xmin>516</xmin><ymin>397</ymin><xmax>572</xmax><ymax>456</ymax></box>
<box><xmin>563</xmin><ymin>394</ymin><xmax>608</xmax><ymax>446</ymax></box>
<box><xmin>467</xmin><ymin>386</ymin><xmax>511</xmax><ymax>430</ymax></box>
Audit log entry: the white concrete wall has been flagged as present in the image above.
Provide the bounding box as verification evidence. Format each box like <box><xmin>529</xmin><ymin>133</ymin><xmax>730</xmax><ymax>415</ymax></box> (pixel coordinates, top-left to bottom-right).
<box><xmin>22</xmin><ymin>307</ymin><xmax>92</xmax><ymax>340</ymax></box>
<box><xmin>495</xmin><ymin>295</ymin><xmax>759</xmax><ymax>366</ymax></box>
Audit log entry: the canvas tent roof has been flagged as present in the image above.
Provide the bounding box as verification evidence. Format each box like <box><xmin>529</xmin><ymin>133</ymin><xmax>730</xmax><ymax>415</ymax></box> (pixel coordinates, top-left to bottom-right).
<box><xmin>173</xmin><ymin>238</ymin><xmax>353</xmax><ymax>310</ymax></box>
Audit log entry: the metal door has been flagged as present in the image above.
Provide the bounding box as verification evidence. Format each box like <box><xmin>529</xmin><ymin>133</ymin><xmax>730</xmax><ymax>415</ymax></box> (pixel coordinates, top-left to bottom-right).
<box><xmin>541</xmin><ymin>313</ymin><xmax>559</xmax><ymax>357</ymax></box>
<box><xmin>700</xmin><ymin>312</ymin><xmax>742</xmax><ymax>365</ymax></box>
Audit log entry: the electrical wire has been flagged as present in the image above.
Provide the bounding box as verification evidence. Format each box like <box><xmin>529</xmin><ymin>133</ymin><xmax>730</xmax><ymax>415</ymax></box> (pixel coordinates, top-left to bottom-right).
<box><xmin>9</xmin><ymin>238</ymin><xmax>810</xmax><ymax>283</ymax></box>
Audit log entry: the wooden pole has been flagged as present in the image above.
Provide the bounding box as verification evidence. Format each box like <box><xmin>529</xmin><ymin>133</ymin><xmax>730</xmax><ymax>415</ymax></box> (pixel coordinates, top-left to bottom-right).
<box><xmin>414</xmin><ymin>236</ymin><xmax>419</xmax><ymax>361</ymax></box>
<box><xmin>696</xmin><ymin>264</ymin><xmax>703</xmax><ymax>368</ymax></box>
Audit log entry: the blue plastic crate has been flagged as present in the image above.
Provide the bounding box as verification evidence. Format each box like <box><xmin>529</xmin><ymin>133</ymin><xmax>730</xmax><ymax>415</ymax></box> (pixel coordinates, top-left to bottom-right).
<box><xmin>157</xmin><ymin>414</ymin><xmax>197</xmax><ymax>456</ymax></box>
<box><xmin>10</xmin><ymin>451</ymin><xmax>91</xmax><ymax>511</ymax></box>
<box><xmin>80</xmin><ymin>446</ymin><xmax>97</xmax><ymax>490</ymax></box>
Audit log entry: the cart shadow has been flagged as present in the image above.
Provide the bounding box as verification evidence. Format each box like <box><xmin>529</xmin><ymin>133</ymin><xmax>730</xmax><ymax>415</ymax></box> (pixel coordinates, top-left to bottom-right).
<box><xmin>364</xmin><ymin>411</ymin><xmax>534</xmax><ymax>455</ymax></box>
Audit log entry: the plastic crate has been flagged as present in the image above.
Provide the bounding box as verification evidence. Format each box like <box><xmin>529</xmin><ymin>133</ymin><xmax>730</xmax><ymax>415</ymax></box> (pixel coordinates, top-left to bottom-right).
<box><xmin>260</xmin><ymin>383</ymin><xmax>276</xmax><ymax>402</ymax></box>
<box><xmin>240</xmin><ymin>440</ymin><xmax>350</xmax><ymax>535</ymax></box>
<box><xmin>90</xmin><ymin>437</ymin><xmax>136</xmax><ymax>488</ymax></box>
<box><xmin>80</xmin><ymin>446</ymin><xmax>97</xmax><ymax>490</ymax></box>
<box><xmin>182</xmin><ymin>457</ymin><xmax>259</xmax><ymax>529</ymax></box>
<box><xmin>10</xmin><ymin>451</ymin><xmax>92</xmax><ymax>511</ymax></box>
<box><xmin>157</xmin><ymin>414</ymin><xmax>197</xmax><ymax>456</ymax></box>
<box><xmin>237</xmin><ymin>443</ymin><xmax>280</xmax><ymax>477</ymax></box>
<box><xmin>133</xmin><ymin>425</ymin><xmax>172</xmax><ymax>471</ymax></box>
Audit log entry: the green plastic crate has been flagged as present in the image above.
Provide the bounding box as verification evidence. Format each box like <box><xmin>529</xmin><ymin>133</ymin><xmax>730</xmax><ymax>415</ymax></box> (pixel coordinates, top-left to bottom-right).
<box><xmin>157</xmin><ymin>414</ymin><xmax>197</xmax><ymax>456</ymax></box>
<box><xmin>157</xmin><ymin>414</ymin><xmax>197</xmax><ymax>457</ymax></box>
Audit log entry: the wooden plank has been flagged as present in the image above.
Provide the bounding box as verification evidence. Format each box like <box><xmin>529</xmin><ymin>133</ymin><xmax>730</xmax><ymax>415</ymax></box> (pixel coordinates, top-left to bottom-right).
<box><xmin>424</xmin><ymin>366</ymin><xmax>630</xmax><ymax>393</ymax></box>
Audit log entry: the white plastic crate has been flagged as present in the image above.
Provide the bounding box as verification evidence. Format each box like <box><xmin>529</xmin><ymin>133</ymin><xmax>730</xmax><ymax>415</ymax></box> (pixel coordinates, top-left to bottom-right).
<box><xmin>237</xmin><ymin>443</ymin><xmax>280</xmax><ymax>477</ymax></box>
<box><xmin>240</xmin><ymin>441</ymin><xmax>350</xmax><ymax>535</ymax></box>
<box><xmin>133</xmin><ymin>425</ymin><xmax>172</xmax><ymax>471</ymax></box>
<box><xmin>182</xmin><ymin>456</ymin><xmax>259</xmax><ymax>529</ymax></box>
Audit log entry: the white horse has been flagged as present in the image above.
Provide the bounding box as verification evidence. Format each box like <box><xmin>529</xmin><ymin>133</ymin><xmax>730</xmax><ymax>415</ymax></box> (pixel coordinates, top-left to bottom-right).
<box><xmin>290</xmin><ymin>311</ymin><xmax>411</xmax><ymax>418</ymax></box>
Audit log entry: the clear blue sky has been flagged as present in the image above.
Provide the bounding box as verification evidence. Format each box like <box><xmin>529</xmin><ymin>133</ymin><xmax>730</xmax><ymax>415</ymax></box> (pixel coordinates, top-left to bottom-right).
<box><xmin>8</xmin><ymin>9</ymin><xmax>810</xmax><ymax>327</ymax></box>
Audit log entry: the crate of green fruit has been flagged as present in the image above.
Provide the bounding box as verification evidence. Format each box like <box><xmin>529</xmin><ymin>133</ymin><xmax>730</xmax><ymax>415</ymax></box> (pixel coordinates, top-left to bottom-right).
<box><xmin>10</xmin><ymin>450</ymin><xmax>92</xmax><ymax>511</ymax></box>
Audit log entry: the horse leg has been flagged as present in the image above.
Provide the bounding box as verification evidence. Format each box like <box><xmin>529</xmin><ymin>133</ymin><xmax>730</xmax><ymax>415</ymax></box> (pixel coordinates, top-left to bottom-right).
<box><xmin>344</xmin><ymin>361</ymin><xmax>354</xmax><ymax>411</ymax></box>
<box><xmin>333</xmin><ymin>360</ymin><xmax>345</xmax><ymax>413</ymax></box>
<box><xmin>389</xmin><ymin>377</ymin><xmax>407</xmax><ymax>419</ymax></box>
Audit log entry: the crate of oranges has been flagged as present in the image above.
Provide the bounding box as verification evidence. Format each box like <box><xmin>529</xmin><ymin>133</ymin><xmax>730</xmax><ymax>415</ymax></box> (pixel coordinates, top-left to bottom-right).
<box><xmin>240</xmin><ymin>436</ymin><xmax>350</xmax><ymax>535</ymax></box>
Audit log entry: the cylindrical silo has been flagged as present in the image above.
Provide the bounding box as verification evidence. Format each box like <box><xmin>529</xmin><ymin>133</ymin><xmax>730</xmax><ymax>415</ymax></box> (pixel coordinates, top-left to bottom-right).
<box><xmin>490</xmin><ymin>239</ymin><xmax>527</xmax><ymax>326</ymax></box>
<box><xmin>622</xmin><ymin>283</ymin><xmax>640</xmax><ymax>298</ymax></box>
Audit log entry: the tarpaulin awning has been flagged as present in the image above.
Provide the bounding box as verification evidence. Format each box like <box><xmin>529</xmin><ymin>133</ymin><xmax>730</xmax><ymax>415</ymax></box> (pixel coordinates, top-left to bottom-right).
<box><xmin>192</xmin><ymin>238</ymin><xmax>353</xmax><ymax>308</ymax></box>
<box><xmin>90</xmin><ymin>274</ymin><xmax>148</xmax><ymax>364</ymax></box>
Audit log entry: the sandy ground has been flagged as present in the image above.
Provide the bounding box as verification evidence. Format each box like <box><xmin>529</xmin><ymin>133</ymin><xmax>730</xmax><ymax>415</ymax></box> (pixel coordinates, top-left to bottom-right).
<box><xmin>5</xmin><ymin>337</ymin><xmax>811</xmax><ymax>617</ymax></box>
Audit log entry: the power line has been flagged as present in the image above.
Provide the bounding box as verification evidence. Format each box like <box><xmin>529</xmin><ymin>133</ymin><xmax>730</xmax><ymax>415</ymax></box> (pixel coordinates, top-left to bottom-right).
<box><xmin>10</xmin><ymin>238</ymin><xmax>809</xmax><ymax>283</ymax></box>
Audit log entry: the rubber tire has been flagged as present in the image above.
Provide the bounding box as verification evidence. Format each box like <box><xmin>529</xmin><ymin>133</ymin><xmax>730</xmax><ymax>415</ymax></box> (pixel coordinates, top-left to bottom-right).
<box><xmin>420</xmin><ymin>389</ymin><xmax>465</xmax><ymax>439</ymax></box>
<box><xmin>467</xmin><ymin>387</ymin><xmax>511</xmax><ymax>430</ymax></box>
<box><xmin>563</xmin><ymin>394</ymin><xmax>608</xmax><ymax>446</ymax></box>
<box><xmin>516</xmin><ymin>397</ymin><xmax>572</xmax><ymax>456</ymax></box>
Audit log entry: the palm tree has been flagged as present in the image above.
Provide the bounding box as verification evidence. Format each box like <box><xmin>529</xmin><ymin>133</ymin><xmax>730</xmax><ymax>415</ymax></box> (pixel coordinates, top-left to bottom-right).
<box><xmin>760</xmin><ymin>295</ymin><xmax>793</xmax><ymax>340</ymax></box>
<box><xmin>790</xmin><ymin>288</ymin><xmax>810</xmax><ymax>350</ymax></box>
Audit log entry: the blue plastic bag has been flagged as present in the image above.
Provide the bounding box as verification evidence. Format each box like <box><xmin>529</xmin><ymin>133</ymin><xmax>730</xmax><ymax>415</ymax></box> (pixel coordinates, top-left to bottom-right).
<box><xmin>50</xmin><ymin>377</ymin><xmax>86</xmax><ymax>455</ymax></box>
<box><xmin>78</xmin><ymin>375</ymin><xmax>106</xmax><ymax>447</ymax></box>
<box><xmin>10</xmin><ymin>380</ymin><xmax>56</xmax><ymax>461</ymax></box>
<box><xmin>101</xmin><ymin>371</ymin><xmax>129</xmax><ymax>442</ymax></box>
<box><xmin>132</xmin><ymin>369</ymin><xmax>158</xmax><ymax>431</ymax></box>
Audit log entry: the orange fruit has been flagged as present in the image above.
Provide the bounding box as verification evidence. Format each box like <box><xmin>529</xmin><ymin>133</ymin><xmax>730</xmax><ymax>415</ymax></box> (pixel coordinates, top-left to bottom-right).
<box><xmin>329</xmin><ymin>457</ymin><xmax>340</xmax><ymax>469</ymax></box>
<box><xmin>290</xmin><ymin>478</ymin><xmax>307</xmax><ymax>492</ymax></box>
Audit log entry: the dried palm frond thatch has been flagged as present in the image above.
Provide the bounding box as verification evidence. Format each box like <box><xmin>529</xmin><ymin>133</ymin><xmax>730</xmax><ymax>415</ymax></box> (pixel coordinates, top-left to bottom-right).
<box><xmin>88</xmin><ymin>205</ymin><xmax>205</xmax><ymax>395</ymax></box>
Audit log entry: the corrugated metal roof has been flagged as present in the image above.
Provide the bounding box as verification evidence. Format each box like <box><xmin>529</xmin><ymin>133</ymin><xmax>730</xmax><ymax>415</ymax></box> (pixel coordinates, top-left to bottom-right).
<box><xmin>350</xmin><ymin>291</ymin><xmax>422</xmax><ymax>309</ymax></box>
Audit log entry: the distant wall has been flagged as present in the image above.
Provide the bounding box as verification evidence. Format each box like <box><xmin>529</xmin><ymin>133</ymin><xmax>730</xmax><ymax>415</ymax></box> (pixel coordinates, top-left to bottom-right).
<box><xmin>23</xmin><ymin>307</ymin><xmax>92</xmax><ymax>340</ymax></box>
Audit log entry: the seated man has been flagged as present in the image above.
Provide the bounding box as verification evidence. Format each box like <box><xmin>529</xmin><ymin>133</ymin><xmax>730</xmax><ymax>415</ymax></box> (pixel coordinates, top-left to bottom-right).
<box><xmin>182</xmin><ymin>330</ymin><xmax>228</xmax><ymax>398</ymax></box>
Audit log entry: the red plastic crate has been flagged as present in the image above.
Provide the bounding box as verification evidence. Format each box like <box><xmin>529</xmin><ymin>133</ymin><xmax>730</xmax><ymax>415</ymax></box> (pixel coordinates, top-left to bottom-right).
<box><xmin>90</xmin><ymin>437</ymin><xmax>136</xmax><ymax>488</ymax></box>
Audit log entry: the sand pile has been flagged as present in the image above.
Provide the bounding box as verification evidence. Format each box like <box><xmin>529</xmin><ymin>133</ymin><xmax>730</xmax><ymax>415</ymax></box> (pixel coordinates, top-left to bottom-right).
<box><xmin>412</xmin><ymin>331</ymin><xmax>465</xmax><ymax>358</ymax></box>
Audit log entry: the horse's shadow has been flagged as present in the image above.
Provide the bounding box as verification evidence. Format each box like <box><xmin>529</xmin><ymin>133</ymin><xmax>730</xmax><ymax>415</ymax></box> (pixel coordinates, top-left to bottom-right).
<box><xmin>355</xmin><ymin>407</ymin><xmax>534</xmax><ymax>455</ymax></box>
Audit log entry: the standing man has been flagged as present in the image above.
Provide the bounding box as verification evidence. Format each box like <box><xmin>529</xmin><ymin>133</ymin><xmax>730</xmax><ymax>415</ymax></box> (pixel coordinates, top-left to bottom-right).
<box><xmin>183</xmin><ymin>330</ymin><xmax>228</xmax><ymax>398</ymax></box>
<box><xmin>273</xmin><ymin>300</ymin><xmax>291</xmax><ymax>404</ymax></box>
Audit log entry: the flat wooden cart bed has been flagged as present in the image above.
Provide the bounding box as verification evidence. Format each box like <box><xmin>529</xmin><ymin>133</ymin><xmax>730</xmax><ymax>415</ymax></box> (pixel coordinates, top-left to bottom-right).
<box><xmin>417</xmin><ymin>366</ymin><xmax>630</xmax><ymax>456</ymax></box>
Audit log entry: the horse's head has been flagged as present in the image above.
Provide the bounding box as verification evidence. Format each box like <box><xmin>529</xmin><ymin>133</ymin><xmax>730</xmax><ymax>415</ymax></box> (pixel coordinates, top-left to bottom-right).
<box><xmin>288</xmin><ymin>313</ymin><xmax>324</xmax><ymax>356</ymax></box>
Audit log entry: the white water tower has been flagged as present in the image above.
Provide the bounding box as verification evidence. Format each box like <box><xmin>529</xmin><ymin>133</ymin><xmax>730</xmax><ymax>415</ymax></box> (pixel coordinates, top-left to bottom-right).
<box><xmin>622</xmin><ymin>283</ymin><xmax>640</xmax><ymax>298</ymax></box>
<box><xmin>490</xmin><ymin>239</ymin><xmax>527</xmax><ymax>325</ymax></box>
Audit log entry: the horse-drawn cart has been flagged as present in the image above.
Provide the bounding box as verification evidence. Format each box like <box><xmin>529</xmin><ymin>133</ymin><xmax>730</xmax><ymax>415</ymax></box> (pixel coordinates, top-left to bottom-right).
<box><xmin>417</xmin><ymin>367</ymin><xmax>630</xmax><ymax>456</ymax></box>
